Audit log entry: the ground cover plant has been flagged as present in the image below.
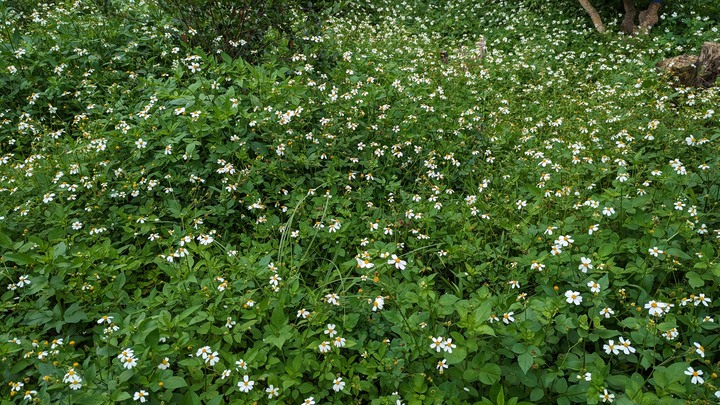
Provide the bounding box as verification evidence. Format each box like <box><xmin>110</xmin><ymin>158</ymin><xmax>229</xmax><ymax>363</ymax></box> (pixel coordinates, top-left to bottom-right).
<box><xmin>1</xmin><ymin>0</ymin><xmax>720</xmax><ymax>403</ymax></box>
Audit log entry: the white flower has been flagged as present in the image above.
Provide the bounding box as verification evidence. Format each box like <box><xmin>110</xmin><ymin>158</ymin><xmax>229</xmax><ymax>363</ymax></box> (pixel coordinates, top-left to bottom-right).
<box><xmin>158</xmin><ymin>358</ymin><xmax>170</xmax><ymax>370</ymax></box>
<box><xmin>644</xmin><ymin>300</ymin><xmax>667</xmax><ymax>317</ymax></box>
<box><xmin>663</xmin><ymin>327</ymin><xmax>679</xmax><ymax>340</ymax></box>
<box><xmin>266</xmin><ymin>384</ymin><xmax>279</xmax><ymax>398</ymax></box>
<box><xmin>516</xmin><ymin>200</ymin><xmax>527</xmax><ymax>210</ymax></box>
<box><xmin>235</xmin><ymin>359</ymin><xmax>247</xmax><ymax>370</ymax></box>
<box><xmin>587</xmin><ymin>280</ymin><xmax>601</xmax><ymax>293</ymax></box>
<box><xmin>324</xmin><ymin>324</ymin><xmax>337</xmax><ymax>337</ymax></box>
<box><xmin>372</xmin><ymin>296</ymin><xmax>384</xmax><ymax>311</ymax></box>
<box><xmin>197</xmin><ymin>234</ymin><xmax>214</xmax><ymax>245</ymax></box>
<box><xmin>196</xmin><ymin>346</ymin><xmax>211</xmax><ymax>359</ymax></box>
<box><xmin>602</xmin><ymin>207</ymin><xmax>615</xmax><ymax>216</ymax></box>
<box><xmin>502</xmin><ymin>312</ymin><xmax>515</xmax><ymax>324</ymax></box>
<box><xmin>436</xmin><ymin>359</ymin><xmax>448</xmax><ymax>374</ymax></box>
<box><xmin>694</xmin><ymin>293</ymin><xmax>711</xmax><ymax>307</ymax></box>
<box><xmin>441</xmin><ymin>338</ymin><xmax>456</xmax><ymax>353</ymax></box>
<box><xmin>694</xmin><ymin>342</ymin><xmax>705</xmax><ymax>358</ymax></box>
<box><xmin>599</xmin><ymin>307</ymin><xmax>614</xmax><ymax>318</ymax></box>
<box><xmin>71</xmin><ymin>221</ymin><xmax>83</xmax><ymax>230</ymax></box>
<box><xmin>206</xmin><ymin>351</ymin><xmax>219</xmax><ymax>366</ymax></box>
<box><xmin>122</xmin><ymin>356</ymin><xmax>138</xmax><ymax>369</ymax></box>
<box><xmin>387</xmin><ymin>254</ymin><xmax>407</xmax><ymax>270</ymax></box>
<box><xmin>118</xmin><ymin>348</ymin><xmax>135</xmax><ymax>362</ymax></box>
<box><xmin>603</xmin><ymin>340</ymin><xmax>619</xmax><ymax>355</ymax></box>
<box><xmin>16</xmin><ymin>275</ymin><xmax>31</xmax><ymax>287</ymax></box>
<box><xmin>333</xmin><ymin>337</ymin><xmax>346</xmax><ymax>347</ymax></box>
<box><xmin>618</xmin><ymin>337</ymin><xmax>635</xmax><ymax>354</ymax></box>
<box><xmin>648</xmin><ymin>247</ymin><xmax>664</xmax><ymax>257</ymax></box>
<box><xmin>356</xmin><ymin>257</ymin><xmax>374</xmax><ymax>269</ymax></box>
<box><xmin>303</xmin><ymin>397</ymin><xmax>316</xmax><ymax>404</ymax></box>
<box><xmin>325</xmin><ymin>293</ymin><xmax>340</xmax><ymax>305</ymax></box>
<box><xmin>63</xmin><ymin>369</ymin><xmax>82</xmax><ymax>384</ymax></box>
<box><xmin>297</xmin><ymin>309</ymin><xmax>310</xmax><ymax>319</ymax></box>
<box><xmin>237</xmin><ymin>375</ymin><xmax>254</xmax><ymax>392</ymax></box>
<box><xmin>565</xmin><ymin>290</ymin><xmax>582</xmax><ymax>305</ymax></box>
<box><xmin>578</xmin><ymin>257</ymin><xmax>593</xmax><ymax>273</ymax></box>
<box><xmin>599</xmin><ymin>388</ymin><xmax>615</xmax><ymax>403</ymax></box>
<box><xmin>550</xmin><ymin>245</ymin><xmax>562</xmax><ymax>256</ymax></box>
<box><xmin>135</xmin><ymin>138</ymin><xmax>147</xmax><ymax>149</ymax></box>
<box><xmin>430</xmin><ymin>336</ymin><xmax>443</xmax><ymax>352</ymax></box>
<box><xmin>332</xmin><ymin>377</ymin><xmax>346</xmax><ymax>392</ymax></box>
<box><xmin>685</xmin><ymin>367</ymin><xmax>704</xmax><ymax>385</ymax></box>
<box><xmin>554</xmin><ymin>235</ymin><xmax>573</xmax><ymax>247</ymax></box>
<box><xmin>318</xmin><ymin>341</ymin><xmax>332</xmax><ymax>353</ymax></box>
<box><xmin>133</xmin><ymin>390</ymin><xmax>148</xmax><ymax>402</ymax></box>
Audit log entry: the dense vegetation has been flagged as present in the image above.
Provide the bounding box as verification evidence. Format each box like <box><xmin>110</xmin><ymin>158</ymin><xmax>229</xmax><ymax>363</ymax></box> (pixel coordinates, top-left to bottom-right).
<box><xmin>1</xmin><ymin>0</ymin><xmax>720</xmax><ymax>403</ymax></box>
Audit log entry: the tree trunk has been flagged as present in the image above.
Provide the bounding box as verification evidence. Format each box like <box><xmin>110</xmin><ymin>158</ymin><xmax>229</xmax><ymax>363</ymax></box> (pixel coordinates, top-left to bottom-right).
<box><xmin>656</xmin><ymin>43</ymin><xmax>720</xmax><ymax>88</ymax></box>
<box><xmin>695</xmin><ymin>42</ymin><xmax>720</xmax><ymax>88</ymax></box>
<box><xmin>578</xmin><ymin>0</ymin><xmax>606</xmax><ymax>33</ymax></box>
<box><xmin>620</xmin><ymin>0</ymin><xmax>636</xmax><ymax>35</ymax></box>
<box><xmin>639</xmin><ymin>2</ymin><xmax>661</xmax><ymax>34</ymax></box>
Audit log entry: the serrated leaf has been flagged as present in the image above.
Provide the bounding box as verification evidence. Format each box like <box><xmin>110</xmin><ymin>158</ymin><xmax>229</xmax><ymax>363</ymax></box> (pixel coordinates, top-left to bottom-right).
<box><xmin>530</xmin><ymin>387</ymin><xmax>544</xmax><ymax>401</ymax></box>
<box><xmin>3</xmin><ymin>252</ymin><xmax>35</xmax><ymax>265</ymax></box>
<box><xmin>445</xmin><ymin>346</ymin><xmax>467</xmax><ymax>365</ymax></box>
<box><xmin>63</xmin><ymin>303</ymin><xmax>88</xmax><ymax>323</ymax></box>
<box><xmin>0</xmin><ymin>232</ymin><xmax>12</xmax><ymax>248</ymax></box>
<box><xmin>518</xmin><ymin>352</ymin><xmax>533</xmax><ymax>374</ymax></box>
<box><xmin>665</xmin><ymin>247</ymin><xmax>690</xmax><ymax>260</ymax></box>
<box><xmin>474</xmin><ymin>324</ymin><xmax>496</xmax><ymax>336</ymax></box>
<box><xmin>164</xmin><ymin>376</ymin><xmax>188</xmax><ymax>390</ymax></box>
<box><xmin>478</xmin><ymin>363</ymin><xmax>501</xmax><ymax>385</ymax></box>
<box><xmin>686</xmin><ymin>271</ymin><xmax>704</xmax><ymax>288</ymax></box>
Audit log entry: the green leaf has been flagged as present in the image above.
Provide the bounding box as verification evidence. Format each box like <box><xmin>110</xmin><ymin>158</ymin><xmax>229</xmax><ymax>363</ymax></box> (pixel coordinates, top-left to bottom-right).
<box><xmin>478</xmin><ymin>364</ymin><xmax>501</xmax><ymax>385</ymax></box>
<box><xmin>665</xmin><ymin>247</ymin><xmax>690</xmax><ymax>260</ymax></box>
<box><xmin>598</xmin><ymin>243</ymin><xmax>614</xmax><ymax>258</ymax></box>
<box><xmin>270</xmin><ymin>305</ymin><xmax>287</xmax><ymax>329</ymax></box>
<box><xmin>473</xmin><ymin>300</ymin><xmax>492</xmax><ymax>326</ymax></box>
<box><xmin>164</xmin><ymin>376</ymin><xmax>188</xmax><ymax>390</ymax></box>
<box><xmin>474</xmin><ymin>324</ymin><xmax>496</xmax><ymax>336</ymax></box>
<box><xmin>445</xmin><ymin>346</ymin><xmax>467</xmax><ymax>365</ymax></box>
<box><xmin>518</xmin><ymin>352</ymin><xmax>533</xmax><ymax>374</ymax></box>
<box><xmin>0</xmin><ymin>232</ymin><xmax>12</xmax><ymax>248</ymax></box>
<box><xmin>3</xmin><ymin>252</ymin><xmax>34</xmax><ymax>265</ymax></box>
<box><xmin>180</xmin><ymin>390</ymin><xmax>200</xmax><ymax>405</ymax></box>
<box><xmin>52</xmin><ymin>242</ymin><xmax>67</xmax><ymax>258</ymax></box>
<box><xmin>63</xmin><ymin>303</ymin><xmax>88</xmax><ymax>323</ymax></box>
<box><xmin>530</xmin><ymin>388</ymin><xmax>544</xmax><ymax>401</ymax></box>
<box><xmin>496</xmin><ymin>386</ymin><xmax>505</xmax><ymax>405</ymax></box>
<box><xmin>113</xmin><ymin>391</ymin><xmax>132</xmax><ymax>401</ymax></box>
<box><xmin>686</xmin><ymin>271</ymin><xmax>704</xmax><ymax>288</ymax></box>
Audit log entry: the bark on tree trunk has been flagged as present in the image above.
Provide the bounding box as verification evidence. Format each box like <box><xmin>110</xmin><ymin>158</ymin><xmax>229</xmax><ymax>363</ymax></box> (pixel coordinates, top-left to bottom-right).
<box><xmin>695</xmin><ymin>42</ymin><xmax>720</xmax><ymax>88</ymax></box>
<box><xmin>639</xmin><ymin>2</ymin><xmax>661</xmax><ymax>34</ymax></box>
<box><xmin>578</xmin><ymin>0</ymin><xmax>606</xmax><ymax>33</ymax></box>
<box><xmin>620</xmin><ymin>0</ymin><xmax>636</xmax><ymax>35</ymax></box>
<box><xmin>656</xmin><ymin>43</ymin><xmax>720</xmax><ymax>88</ymax></box>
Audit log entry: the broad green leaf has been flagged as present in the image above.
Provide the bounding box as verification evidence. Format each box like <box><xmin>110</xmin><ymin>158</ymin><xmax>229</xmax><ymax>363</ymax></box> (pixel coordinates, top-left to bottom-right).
<box><xmin>518</xmin><ymin>352</ymin><xmax>533</xmax><ymax>374</ymax></box>
<box><xmin>3</xmin><ymin>253</ymin><xmax>34</xmax><ymax>266</ymax></box>
<box><xmin>63</xmin><ymin>303</ymin><xmax>88</xmax><ymax>323</ymax></box>
<box><xmin>478</xmin><ymin>364</ymin><xmax>501</xmax><ymax>385</ymax></box>
<box><xmin>164</xmin><ymin>376</ymin><xmax>188</xmax><ymax>390</ymax></box>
